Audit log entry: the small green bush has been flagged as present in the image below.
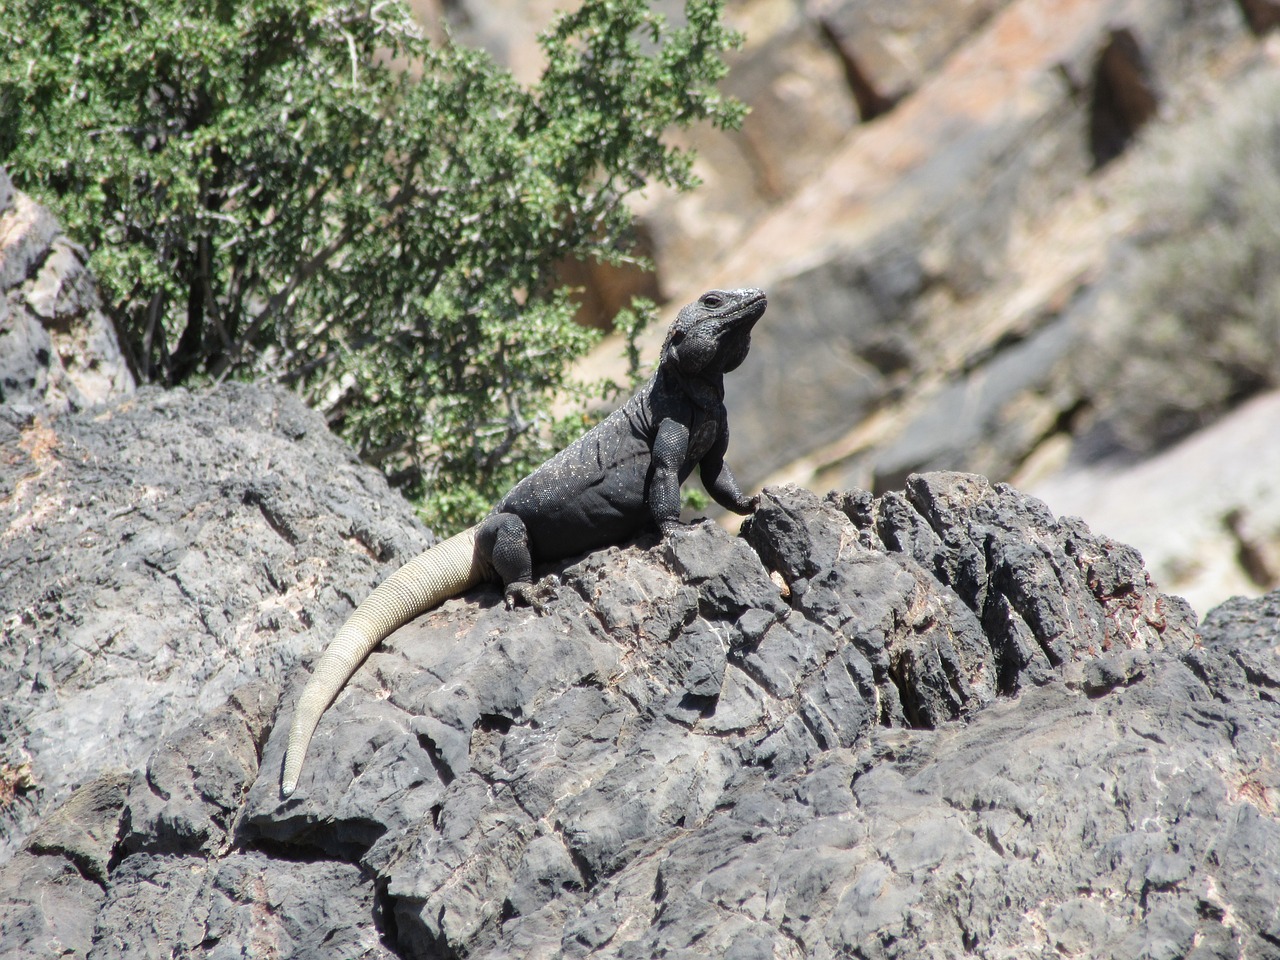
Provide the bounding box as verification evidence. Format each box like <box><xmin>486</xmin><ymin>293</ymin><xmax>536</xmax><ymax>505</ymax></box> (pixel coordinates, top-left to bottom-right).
<box><xmin>0</xmin><ymin>0</ymin><xmax>743</xmax><ymax>531</ymax></box>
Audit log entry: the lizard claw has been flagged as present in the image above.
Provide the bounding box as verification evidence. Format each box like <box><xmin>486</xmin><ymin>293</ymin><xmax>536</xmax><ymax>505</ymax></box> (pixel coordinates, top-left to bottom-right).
<box><xmin>504</xmin><ymin>581</ymin><xmax>535</xmax><ymax>609</ymax></box>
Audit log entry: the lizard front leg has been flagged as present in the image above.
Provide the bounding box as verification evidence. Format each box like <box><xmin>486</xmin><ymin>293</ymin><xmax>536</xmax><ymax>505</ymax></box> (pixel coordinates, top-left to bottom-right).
<box><xmin>650</xmin><ymin>418</ymin><xmax>691</xmax><ymax>536</ymax></box>
<box><xmin>476</xmin><ymin>512</ymin><xmax>535</xmax><ymax>607</ymax></box>
<box><xmin>699</xmin><ymin>423</ymin><xmax>757</xmax><ymax>515</ymax></box>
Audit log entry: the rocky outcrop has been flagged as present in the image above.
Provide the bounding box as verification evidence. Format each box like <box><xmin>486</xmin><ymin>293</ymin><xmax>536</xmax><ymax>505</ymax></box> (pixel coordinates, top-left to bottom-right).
<box><xmin>0</xmin><ymin>384</ymin><xmax>433</xmax><ymax>863</ymax></box>
<box><xmin>2</xmin><ymin>6</ymin><xmax>1279</xmax><ymax>954</ymax></box>
<box><xmin>0</xmin><ymin>166</ymin><xmax>135</xmax><ymax>413</ymax></box>
<box><xmin>4</xmin><ymin>381</ymin><xmax>1278</xmax><ymax>960</ymax></box>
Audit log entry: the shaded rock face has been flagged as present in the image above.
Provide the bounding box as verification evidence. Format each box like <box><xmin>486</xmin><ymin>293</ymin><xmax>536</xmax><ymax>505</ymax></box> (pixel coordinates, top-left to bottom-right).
<box><xmin>5</xmin><ymin>384</ymin><xmax>1277</xmax><ymax>959</ymax></box>
<box><xmin>716</xmin><ymin>0</ymin><xmax>1238</xmax><ymax>491</ymax></box>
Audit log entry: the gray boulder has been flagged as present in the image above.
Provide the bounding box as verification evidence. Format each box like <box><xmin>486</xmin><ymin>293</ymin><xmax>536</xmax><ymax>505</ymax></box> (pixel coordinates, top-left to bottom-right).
<box><xmin>0</xmin><ymin>383</ymin><xmax>433</xmax><ymax>863</ymax></box>
<box><xmin>4</xmin><ymin>380</ymin><xmax>1277</xmax><ymax>959</ymax></box>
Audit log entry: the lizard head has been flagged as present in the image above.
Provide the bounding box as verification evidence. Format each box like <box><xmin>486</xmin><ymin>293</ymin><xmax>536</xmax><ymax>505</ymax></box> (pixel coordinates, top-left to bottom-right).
<box><xmin>661</xmin><ymin>287</ymin><xmax>767</xmax><ymax>376</ymax></box>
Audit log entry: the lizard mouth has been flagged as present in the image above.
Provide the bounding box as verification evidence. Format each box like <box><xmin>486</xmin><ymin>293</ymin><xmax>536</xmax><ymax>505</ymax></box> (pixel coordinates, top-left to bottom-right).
<box><xmin>703</xmin><ymin>289</ymin><xmax>766</xmax><ymax>374</ymax></box>
<box><xmin>717</xmin><ymin>289</ymin><xmax>768</xmax><ymax>332</ymax></box>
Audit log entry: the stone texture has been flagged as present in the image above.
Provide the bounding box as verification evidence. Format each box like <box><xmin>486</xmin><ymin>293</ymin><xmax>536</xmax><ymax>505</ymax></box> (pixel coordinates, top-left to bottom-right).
<box><xmin>0</xmin><ymin>383</ymin><xmax>434</xmax><ymax>861</ymax></box>
<box><xmin>7</xmin><ymin>375</ymin><xmax>1276</xmax><ymax>959</ymax></box>
<box><xmin>634</xmin><ymin>9</ymin><xmax>863</xmax><ymax>298</ymax></box>
<box><xmin>711</xmin><ymin>0</ymin><xmax>1237</xmax><ymax>487</ymax></box>
<box><xmin>812</xmin><ymin>0</ymin><xmax>1013</xmax><ymax>114</ymax></box>
<box><xmin>0</xmin><ymin>775</ymin><xmax>132</xmax><ymax>960</ymax></box>
<box><xmin>0</xmin><ymin>166</ymin><xmax>135</xmax><ymax>413</ymax></box>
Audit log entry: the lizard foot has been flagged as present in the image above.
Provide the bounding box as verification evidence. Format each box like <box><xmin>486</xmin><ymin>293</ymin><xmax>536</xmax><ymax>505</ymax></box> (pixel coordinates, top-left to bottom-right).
<box><xmin>504</xmin><ymin>581</ymin><xmax>535</xmax><ymax>609</ymax></box>
<box><xmin>659</xmin><ymin>519</ymin><xmax>687</xmax><ymax>539</ymax></box>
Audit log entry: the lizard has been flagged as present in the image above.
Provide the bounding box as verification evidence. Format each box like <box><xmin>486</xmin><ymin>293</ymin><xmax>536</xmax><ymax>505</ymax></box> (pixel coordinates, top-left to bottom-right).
<box><xmin>280</xmin><ymin>287</ymin><xmax>767</xmax><ymax>796</ymax></box>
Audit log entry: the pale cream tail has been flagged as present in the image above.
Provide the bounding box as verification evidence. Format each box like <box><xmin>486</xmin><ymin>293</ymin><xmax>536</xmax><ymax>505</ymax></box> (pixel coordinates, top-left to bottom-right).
<box><xmin>281</xmin><ymin>526</ymin><xmax>485</xmax><ymax>796</ymax></box>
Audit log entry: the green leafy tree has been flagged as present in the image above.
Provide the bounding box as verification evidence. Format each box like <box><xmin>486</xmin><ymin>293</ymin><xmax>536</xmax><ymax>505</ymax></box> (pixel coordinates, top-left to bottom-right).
<box><xmin>0</xmin><ymin>0</ymin><xmax>744</xmax><ymax>530</ymax></box>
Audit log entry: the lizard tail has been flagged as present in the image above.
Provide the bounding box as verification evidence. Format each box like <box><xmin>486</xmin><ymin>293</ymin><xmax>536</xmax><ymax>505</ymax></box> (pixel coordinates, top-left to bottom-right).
<box><xmin>281</xmin><ymin>524</ymin><xmax>486</xmax><ymax>796</ymax></box>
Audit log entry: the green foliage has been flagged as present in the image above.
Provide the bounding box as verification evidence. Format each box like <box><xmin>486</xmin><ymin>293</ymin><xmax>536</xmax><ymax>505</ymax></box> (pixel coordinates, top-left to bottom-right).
<box><xmin>0</xmin><ymin>0</ymin><xmax>743</xmax><ymax>532</ymax></box>
<box><xmin>681</xmin><ymin>486</ymin><xmax>710</xmax><ymax>512</ymax></box>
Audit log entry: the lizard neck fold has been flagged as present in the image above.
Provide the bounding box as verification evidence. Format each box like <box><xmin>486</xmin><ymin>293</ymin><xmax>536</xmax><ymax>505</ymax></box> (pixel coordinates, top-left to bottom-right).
<box><xmin>654</xmin><ymin>364</ymin><xmax>725</xmax><ymax>412</ymax></box>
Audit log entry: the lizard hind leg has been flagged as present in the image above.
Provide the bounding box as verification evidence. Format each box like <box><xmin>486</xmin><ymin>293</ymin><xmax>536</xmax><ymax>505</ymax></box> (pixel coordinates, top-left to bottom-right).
<box><xmin>477</xmin><ymin>512</ymin><xmax>535</xmax><ymax>607</ymax></box>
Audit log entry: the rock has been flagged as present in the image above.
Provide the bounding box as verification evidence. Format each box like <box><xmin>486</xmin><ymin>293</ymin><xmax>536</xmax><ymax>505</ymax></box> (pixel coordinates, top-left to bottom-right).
<box><xmin>635</xmin><ymin>10</ymin><xmax>863</xmax><ymax>298</ymax></box>
<box><xmin>7</xmin><ymin>368</ymin><xmax>1276</xmax><ymax>959</ymax></box>
<box><xmin>86</xmin><ymin>851</ymin><xmax>396</xmax><ymax>960</ymax></box>
<box><xmin>0</xmin><ymin>774</ymin><xmax>133</xmax><ymax>960</ymax></box>
<box><xmin>812</xmin><ymin>0</ymin><xmax>1014</xmax><ymax>115</ymax></box>
<box><xmin>1030</xmin><ymin>388</ymin><xmax>1280</xmax><ymax>615</ymax></box>
<box><xmin>1238</xmin><ymin>0</ymin><xmax>1280</xmax><ymax>33</ymax></box>
<box><xmin>722</xmin><ymin>239</ymin><xmax>926</xmax><ymax>487</ymax></box>
<box><xmin>0</xmin><ymin>383</ymin><xmax>433</xmax><ymax>861</ymax></box>
<box><xmin>120</xmin><ymin>682</ymin><xmax>279</xmax><ymax>859</ymax></box>
<box><xmin>708</xmin><ymin>0</ymin><xmax>1242</xmax><ymax>487</ymax></box>
<box><xmin>0</xmin><ymin>166</ymin><xmax>135</xmax><ymax>413</ymax></box>
<box><xmin>22</xmin><ymin>774</ymin><xmax>133</xmax><ymax>887</ymax></box>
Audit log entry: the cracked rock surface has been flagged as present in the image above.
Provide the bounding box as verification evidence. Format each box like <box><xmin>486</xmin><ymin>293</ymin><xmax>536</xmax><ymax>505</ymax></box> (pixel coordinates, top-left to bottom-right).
<box><xmin>3</xmin><ymin>384</ymin><xmax>1279</xmax><ymax>960</ymax></box>
<box><xmin>0</xmin><ymin>384</ymin><xmax>433</xmax><ymax>863</ymax></box>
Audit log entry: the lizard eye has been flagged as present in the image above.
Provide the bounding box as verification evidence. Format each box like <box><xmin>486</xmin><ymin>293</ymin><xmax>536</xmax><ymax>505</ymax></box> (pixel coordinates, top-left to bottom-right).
<box><xmin>700</xmin><ymin>293</ymin><xmax>723</xmax><ymax>308</ymax></box>
<box><xmin>670</xmin><ymin>329</ymin><xmax>686</xmax><ymax>344</ymax></box>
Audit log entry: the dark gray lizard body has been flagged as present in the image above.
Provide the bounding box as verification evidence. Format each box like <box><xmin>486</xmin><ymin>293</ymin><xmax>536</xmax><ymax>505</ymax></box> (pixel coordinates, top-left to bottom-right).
<box><xmin>281</xmin><ymin>287</ymin><xmax>766</xmax><ymax>795</ymax></box>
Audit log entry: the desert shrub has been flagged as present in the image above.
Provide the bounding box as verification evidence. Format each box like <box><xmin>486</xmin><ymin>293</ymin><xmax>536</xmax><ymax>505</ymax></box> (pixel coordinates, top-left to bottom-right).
<box><xmin>0</xmin><ymin>0</ymin><xmax>743</xmax><ymax>530</ymax></box>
